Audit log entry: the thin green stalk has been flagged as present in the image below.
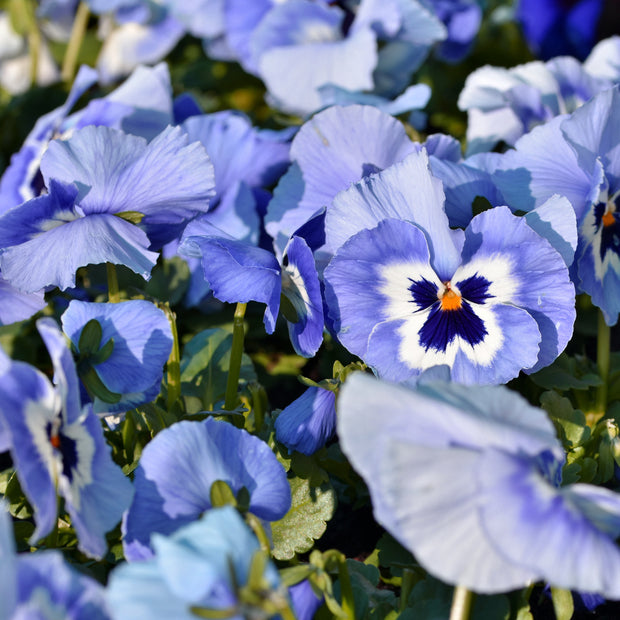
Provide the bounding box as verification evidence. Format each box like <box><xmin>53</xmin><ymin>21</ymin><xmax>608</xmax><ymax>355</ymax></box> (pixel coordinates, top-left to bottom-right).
<box><xmin>28</xmin><ymin>23</ymin><xmax>41</xmax><ymax>88</ymax></box>
<box><xmin>106</xmin><ymin>262</ymin><xmax>120</xmax><ymax>303</ymax></box>
<box><xmin>61</xmin><ymin>1</ymin><xmax>90</xmax><ymax>83</ymax></box>
<box><xmin>245</xmin><ymin>512</ymin><xmax>271</xmax><ymax>554</ymax></box>
<box><xmin>337</xmin><ymin>556</ymin><xmax>355</xmax><ymax>620</ymax></box>
<box><xmin>596</xmin><ymin>309</ymin><xmax>611</xmax><ymax>417</ymax></box>
<box><xmin>449</xmin><ymin>585</ymin><xmax>475</xmax><ymax>620</ymax></box>
<box><xmin>163</xmin><ymin>303</ymin><xmax>181</xmax><ymax>412</ymax></box>
<box><xmin>399</xmin><ymin>568</ymin><xmax>416</xmax><ymax>612</ymax></box>
<box><xmin>224</xmin><ymin>303</ymin><xmax>247</xmax><ymax>411</ymax></box>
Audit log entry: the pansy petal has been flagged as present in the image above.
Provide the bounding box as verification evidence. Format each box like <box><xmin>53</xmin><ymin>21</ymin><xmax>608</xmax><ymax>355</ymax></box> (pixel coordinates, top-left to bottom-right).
<box><xmin>327</xmin><ymin>150</ymin><xmax>462</xmax><ymax>278</ymax></box>
<box><xmin>0</xmin><ymin>276</ymin><xmax>46</xmax><ymax>326</ymax></box>
<box><xmin>478</xmin><ymin>449</ymin><xmax>620</xmax><ymax>598</ymax></box>
<box><xmin>275</xmin><ymin>386</ymin><xmax>336</xmax><ymax>455</ymax></box>
<box><xmin>181</xmin><ymin>235</ymin><xmax>281</xmax><ymax>333</ymax></box>
<box><xmin>61</xmin><ymin>300</ymin><xmax>173</xmax><ymax>395</ymax></box>
<box><xmin>462</xmin><ymin>207</ymin><xmax>576</xmax><ymax>372</ymax></box>
<box><xmin>0</xmin><ymin>210</ymin><xmax>158</xmax><ymax>293</ymax></box>
<box><xmin>282</xmin><ymin>236</ymin><xmax>324</xmax><ymax>357</ymax></box>
<box><xmin>123</xmin><ymin>419</ymin><xmax>290</xmax><ymax>556</ymax></box>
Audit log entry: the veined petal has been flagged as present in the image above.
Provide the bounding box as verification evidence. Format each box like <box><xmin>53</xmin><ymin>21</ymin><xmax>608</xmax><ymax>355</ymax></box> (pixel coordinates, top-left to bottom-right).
<box><xmin>478</xmin><ymin>449</ymin><xmax>620</xmax><ymax>598</ymax></box>
<box><xmin>282</xmin><ymin>236</ymin><xmax>324</xmax><ymax>357</ymax></box>
<box><xmin>41</xmin><ymin>125</ymin><xmax>215</xmax><ymax>248</ymax></box>
<box><xmin>61</xmin><ymin>300</ymin><xmax>173</xmax><ymax>395</ymax></box>
<box><xmin>181</xmin><ymin>235</ymin><xmax>281</xmax><ymax>333</ymax></box>
<box><xmin>123</xmin><ymin>419</ymin><xmax>290</xmax><ymax>558</ymax></box>
<box><xmin>462</xmin><ymin>206</ymin><xmax>575</xmax><ymax>372</ymax></box>
<box><xmin>327</xmin><ymin>150</ymin><xmax>462</xmax><ymax>277</ymax></box>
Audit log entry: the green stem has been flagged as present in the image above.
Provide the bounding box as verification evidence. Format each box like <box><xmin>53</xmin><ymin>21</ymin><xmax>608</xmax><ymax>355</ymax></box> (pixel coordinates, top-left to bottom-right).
<box><xmin>27</xmin><ymin>20</ymin><xmax>41</xmax><ymax>88</ymax></box>
<box><xmin>337</xmin><ymin>556</ymin><xmax>355</xmax><ymax>620</ymax></box>
<box><xmin>163</xmin><ymin>303</ymin><xmax>182</xmax><ymax>412</ymax></box>
<box><xmin>596</xmin><ymin>309</ymin><xmax>611</xmax><ymax>417</ymax></box>
<box><xmin>399</xmin><ymin>568</ymin><xmax>416</xmax><ymax>612</ymax></box>
<box><xmin>224</xmin><ymin>303</ymin><xmax>247</xmax><ymax>411</ymax></box>
<box><xmin>106</xmin><ymin>262</ymin><xmax>120</xmax><ymax>303</ymax></box>
<box><xmin>449</xmin><ymin>585</ymin><xmax>475</xmax><ymax>620</ymax></box>
<box><xmin>245</xmin><ymin>512</ymin><xmax>271</xmax><ymax>554</ymax></box>
<box><xmin>61</xmin><ymin>1</ymin><xmax>90</xmax><ymax>83</ymax></box>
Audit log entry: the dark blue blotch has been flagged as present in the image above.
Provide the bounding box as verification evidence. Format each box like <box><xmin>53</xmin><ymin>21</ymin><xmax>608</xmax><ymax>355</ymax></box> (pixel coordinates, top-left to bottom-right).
<box><xmin>457</xmin><ymin>274</ymin><xmax>493</xmax><ymax>304</ymax></box>
<box><xmin>418</xmin><ymin>300</ymin><xmax>488</xmax><ymax>352</ymax></box>
<box><xmin>408</xmin><ymin>277</ymin><xmax>438</xmax><ymax>310</ymax></box>
<box><xmin>361</xmin><ymin>162</ymin><xmax>381</xmax><ymax>177</ymax></box>
<box><xmin>594</xmin><ymin>202</ymin><xmax>620</xmax><ymax>262</ymax></box>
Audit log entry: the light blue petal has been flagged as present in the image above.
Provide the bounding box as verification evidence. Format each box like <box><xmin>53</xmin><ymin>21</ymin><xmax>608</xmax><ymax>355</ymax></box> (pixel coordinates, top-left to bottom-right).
<box><xmin>478</xmin><ymin>449</ymin><xmax>620</xmax><ymax>598</ymax></box>
<box><xmin>524</xmin><ymin>194</ymin><xmax>578</xmax><ymax>267</ymax></box>
<box><xmin>37</xmin><ymin>318</ymin><xmax>82</xmax><ymax>425</ymax></box>
<box><xmin>258</xmin><ymin>27</ymin><xmax>377</xmax><ymax>116</ymax></box>
<box><xmin>61</xmin><ymin>300</ymin><xmax>172</xmax><ymax>395</ymax></box>
<box><xmin>0</xmin><ymin>276</ymin><xmax>46</xmax><ymax>326</ymax></box>
<box><xmin>123</xmin><ymin>419</ymin><xmax>290</xmax><ymax>556</ymax></box>
<box><xmin>326</xmin><ymin>150</ymin><xmax>462</xmax><ymax>278</ymax></box>
<box><xmin>463</xmin><ymin>207</ymin><xmax>576</xmax><ymax>373</ymax></box>
<box><xmin>282</xmin><ymin>236</ymin><xmax>324</xmax><ymax>357</ymax></box>
<box><xmin>0</xmin><ymin>504</ymin><xmax>17</xmax><ymax>619</ymax></box>
<box><xmin>0</xmin><ymin>209</ymin><xmax>158</xmax><ymax>293</ymax></box>
<box><xmin>180</xmin><ymin>235</ymin><xmax>281</xmax><ymax>333</ymax></box>
<box><xmin>275</xmin><ymin>386</ymin><xmax>336</xmax><ymax>455</ymax></box>
<box><xmin>41</xmin><ymin>125</ymin><xmax>215</xmax><ymax>247</ymax></box>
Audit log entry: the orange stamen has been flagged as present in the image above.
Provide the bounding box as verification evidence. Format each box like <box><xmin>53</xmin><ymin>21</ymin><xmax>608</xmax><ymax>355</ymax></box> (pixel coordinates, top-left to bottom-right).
<box><xmin>603</xmin><ymin>210</ymin><xmax>616</xmax><ymax>228</ymax></box>
<box><xmin>50</xmin><ymin>434</ymin><xmax>61</xmax><ymax>449</ymax></box>
<box><xmin>440</xmin><ymin>287</ymin><xmax>462</xmax><ymax>311</ymax></box>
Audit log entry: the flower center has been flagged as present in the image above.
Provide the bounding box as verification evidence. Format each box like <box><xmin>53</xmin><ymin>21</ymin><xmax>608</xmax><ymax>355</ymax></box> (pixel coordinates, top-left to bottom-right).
<box><xmin>439</xmin><ymin>283</ymin><xmax>462</xmax><ymax>311</ymax></box>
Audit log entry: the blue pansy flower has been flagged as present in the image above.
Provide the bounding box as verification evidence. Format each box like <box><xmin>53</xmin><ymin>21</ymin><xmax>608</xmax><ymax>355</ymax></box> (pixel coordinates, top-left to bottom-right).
<box><xmin>122</xmin><ymin>417</ymin><xmax>291</xmax><ymax>561</ymax></box>
<box><xmin>0</xmin><ymin>319</ymin><xmax>133</xmax><ymax>558</ymax></box>
<box><xmin>275</xmin><ymin>385</ymin><xmax>337</xmax><ymax>456</ymax></box>
<box><xmin>494</xmin><ymin>86</ymin><xmax>620</xmax><ymax>325</ymax></box>
<box><xmin>265</xmin><ymin>104</ymin><xmax>419</xmax><ymax>261</ymax></box>
<box><xmin>61</xmin><ymin>300</ymin><xmax>173</xmax><ymax>414</ymax></box>
<box><xmin>323</xmin><ymin>151</ymin><xmax>576</xmax><ymax>384</ymax></box>
<box><xmin>426</xmin><ymin>0</ymin><xmax>482</xmax><ymax>63</ymax></box>
<box><xmin>0</xmin><ymin>124</ymin><xmax>215</xmax><ymax>293</ymax></box>
<box><xmin>338</xmin><ymin>373</ymin><xmax>620</xmax><ymax>597</ymax></box>
<box><xmin>110</xmin><ymin>506</ymin><xmax>290</xmax><ymax>620</ymax></box>
<box><xmin>458</xmin><ymin>52</ymin><xmax>613</xmax><ymax>154</ymax></box>
<box><xmin>0</xmin><ymin>62</ymin><xmax>175</xmax><ymax>214</ymax></box>
<box><xmin>180</xmin><ymin>227</ymin><xmax>324</xmax><ymax>358</ymax></box>
<box><xmin>0</xmin><ymin>503</ymin><xmax>112</xmax><ymax>619</ymax></box>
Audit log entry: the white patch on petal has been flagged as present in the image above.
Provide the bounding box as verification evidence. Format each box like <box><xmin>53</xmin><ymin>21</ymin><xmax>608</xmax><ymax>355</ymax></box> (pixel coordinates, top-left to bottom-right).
<box><xmin>282</xmin><ymin>261</ymin><xmax>312</xmax><ymax>321</ymax></box>
<box><xmin>37</xmin><ymin>210</ymin><xmax>82</xmax><ymax>234</ymax></box>
<box><xmin>379</xmin><ymin>261</ymin><xmax>442</xmax><ymax>318</ymax></box>
<box><xmin>299</xmin><ymin>21</ymin><xmax>341</xmax><ymax>45</ymax></box>
<box><xmin>452</xmin><ymin>254</ymin><xmax>519</xmax><ymax>303</ymax></box>
<box><xmin>581</xmin><ymin>198</ymin><xmax>620</xmax><ymax>282</ymax></box>
<box><xmin>24</xmin><ymin>394</ymin><xmax>62</xmax><ymax>484</ymax></box>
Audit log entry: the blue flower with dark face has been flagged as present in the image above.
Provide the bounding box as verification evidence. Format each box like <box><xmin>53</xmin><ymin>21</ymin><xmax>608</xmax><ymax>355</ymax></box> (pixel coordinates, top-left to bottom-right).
<box><xmin>0</xmin><ymin>503</ymin><xmax>112</xmax><ymax>619</ymax></box>
<box><xmin>338</xmin><ymin>373</ymin><xmax>620</xmax><ymax>597</ymax></box>
<box><xmin>323</xmin><ymin>150</ymin><xmax>576</xmax><ymax>384</ymax></box>
<box><xmin>0</xmin><ymin>319</ymin><xmax>133</xmax><ymax>558</ymax></box>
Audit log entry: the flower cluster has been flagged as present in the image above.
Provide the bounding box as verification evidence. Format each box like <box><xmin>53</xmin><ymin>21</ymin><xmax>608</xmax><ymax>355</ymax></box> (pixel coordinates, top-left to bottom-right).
<box><xmin>0</xmin><ymin>2</ymin><xmax>619</xmax><ymax>619</ymax></box>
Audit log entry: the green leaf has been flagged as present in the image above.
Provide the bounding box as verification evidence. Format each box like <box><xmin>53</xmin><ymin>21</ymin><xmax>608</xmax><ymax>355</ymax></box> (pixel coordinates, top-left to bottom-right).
<box><xmin>114</xmin><ymin>211</ymin><xmax>145</xmax><ymax>225</ymax></box>
<box><xmin>145</xmin><ymin>256</ymin><xmax>190</xmax><ymax>306</ymax></box>
<box><xmin>79</xmin><ymin>365</ymin><xmax>122</xmax><ymax>404</ymax></box>
<box><xmin>290</xmin><ymin>451</ymin><xmax>329</xmax><ymax>487</ymax></box>
<box><xmin>279</xmin><ymin>293</ymin><xmax>299</xmax><ymax>324</ymax></box>
<box><xmin>279</xmin><ymin>564</ymin><xmax>316</xmax><ymax>587</ymax></box>
<box><xmin>78</xmin><ymin>319</ymin><xmax>103</xmax><ymax>355</ymax></box>
<box><xmin>271</xmin><ymin>477</ymin><xmax>336</xmax><ymax>560</ymax></box>
<box><xmin>90</xmin><ymin>337</ymin><xmax>115</xmax><ymax>364</ymax></box>
<box><xmin>377</xmin><ymin>532</ymin><xmax>416</xmax><ymax>577</ymax></box>
<box><xmin>529</xmin><ymin>354</ymin><xmax>602</xmax><ymax>391</ymax></box>
<box><xmin>539</xmin><ymin>391</ymin><xmax>589</xmax><ymax>448</ymax></box>
<box><xmin>181</xmin><ymin>328</ymin><xmax>256</xmax><ymax>410</ymax></box>
<box><xmin>550</xmin><ymin>587</ymin><xmax>573</xmax><ymax>620</ymax></box>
